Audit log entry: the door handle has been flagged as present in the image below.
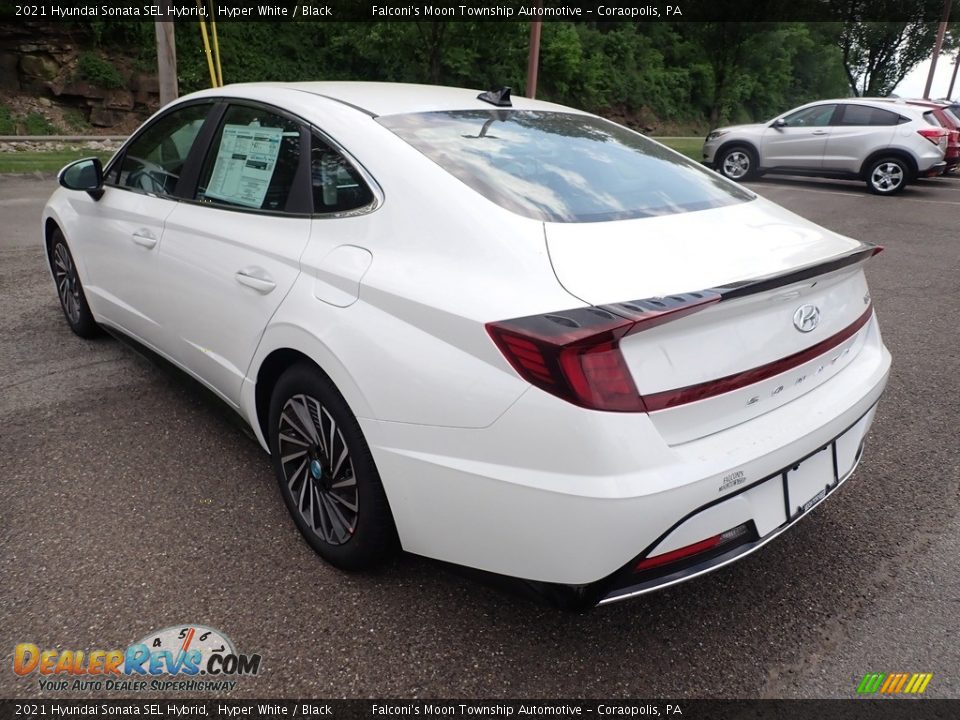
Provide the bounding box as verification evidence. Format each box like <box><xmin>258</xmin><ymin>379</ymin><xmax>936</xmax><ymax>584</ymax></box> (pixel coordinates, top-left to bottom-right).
<box><xmin>235</xmin><ymin>268</ymin><xmax>276</xmax><ymax>294</ymax></box>
<box><xmin>131</xmin><ymin>229</ymin><xmax>157</xmax><ymax>249</ymax></box>
<box><xmin>811</xmin><ymin>130</ymin><xmax>828</xmax><ymax>136</ymax></box>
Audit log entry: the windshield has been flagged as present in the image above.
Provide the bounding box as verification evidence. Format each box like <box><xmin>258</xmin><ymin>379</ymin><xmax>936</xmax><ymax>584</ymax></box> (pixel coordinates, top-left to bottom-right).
<box><xmin>378</xmin><ymin>110</ymin><xmax>753</xmax><ymax>223</ymax></box>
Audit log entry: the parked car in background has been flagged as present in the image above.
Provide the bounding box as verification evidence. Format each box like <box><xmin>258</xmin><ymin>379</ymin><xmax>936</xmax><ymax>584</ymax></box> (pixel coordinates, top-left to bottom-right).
<box><xmin>873</xmin><ymin>98</ymin><xmax>960</xmax><ymax>173</ymax></box>
<box><xmin>44</xmin><ymin>82</ymin><xmax>891</xmax><ymax>607</ymax></box>
<box><xmin>703</xmin><ymin>98</ymin><xmax>948</xmax><ymax>195</ymax></box>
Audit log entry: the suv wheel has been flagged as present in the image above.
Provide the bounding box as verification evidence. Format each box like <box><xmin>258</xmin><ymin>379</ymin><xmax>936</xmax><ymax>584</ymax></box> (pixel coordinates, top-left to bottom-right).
<box><xmin>718</xmin><ymin>145</ymin><xmax>758</xmax><ymax>181</ymax></box>
<box><xmin>866</xmin><ymin>157</ymin><xmax>908</xmax><ymax>195</ymax></box>
<box><xmin>268</xmin><ymin>363</ymin><xmax>397</xmax><ymax>569</ymax></box>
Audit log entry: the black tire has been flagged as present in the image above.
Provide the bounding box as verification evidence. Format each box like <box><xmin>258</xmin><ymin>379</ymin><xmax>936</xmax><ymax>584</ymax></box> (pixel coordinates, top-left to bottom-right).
<box><xmin>716</xmin><ymin>145</ymin><xmax>758</xmax><ymax>182</ymax></box>
<box><xmin>268</xmin><ymin>363</ymin><xmax>397</xmax><ymax>569</ymax></box>
<box><xmin>866</xmin><ymin>157</ymin><xmax>909</xmax><ymax>196</ymax></box>
<box><xmin>49</xmin><ymin>229</ymin><xmax>100</xmax><ymax>338</ymax></box>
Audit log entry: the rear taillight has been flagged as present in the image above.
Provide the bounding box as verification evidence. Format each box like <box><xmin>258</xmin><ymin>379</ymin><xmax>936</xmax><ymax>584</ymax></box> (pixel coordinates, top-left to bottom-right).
<box><xmin>487</xmin><ymin>308</ymin><xmax>645</xmax><ymax>412</ymax></box>
<box><xmin>918</xmin><ymin>128</ymin><xmax>948</xmax><ymax>150</ymax></box>
<box><xmin>486</xmin><ymin>294</ymin><xmax>718</xmax><ymax>412</ymax></box>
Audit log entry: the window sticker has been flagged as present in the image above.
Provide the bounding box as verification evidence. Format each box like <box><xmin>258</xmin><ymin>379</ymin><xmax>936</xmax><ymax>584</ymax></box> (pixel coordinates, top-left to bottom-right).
<box><xmin>204</xmin><ymin>124</ymin><xmax>285</xmax><ymax>208</ymax></box>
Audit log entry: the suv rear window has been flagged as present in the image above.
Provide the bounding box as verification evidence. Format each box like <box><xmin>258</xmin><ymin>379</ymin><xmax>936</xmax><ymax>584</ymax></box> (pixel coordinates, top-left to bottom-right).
<box><xmin>835</xmin><ymin>105</ymin><xmax>901</xmax><ymax>126</ymax></box>
<box><xmin>378</xmin><ymin>110</ymin><xmax>753</xmax><ymax>223</ymax></box>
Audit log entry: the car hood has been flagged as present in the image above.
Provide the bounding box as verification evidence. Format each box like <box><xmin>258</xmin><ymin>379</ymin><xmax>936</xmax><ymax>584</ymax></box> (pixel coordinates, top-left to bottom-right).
<box><xmin>545</xmin><ymin>195</ymin><xmax>863</xmax><ymax>306</ymax></box>
<box><xmin>712</xmin><ymin>122</ymin><xmax>766</xmax><ymax>135</ymax></box>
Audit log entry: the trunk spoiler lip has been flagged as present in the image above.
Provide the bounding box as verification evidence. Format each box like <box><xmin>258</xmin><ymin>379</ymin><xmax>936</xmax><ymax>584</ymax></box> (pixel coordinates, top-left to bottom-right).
<box><xmin>602</xmin><ymin>241</ymin><xmax>883</xmax><ymax>331</ymax></box>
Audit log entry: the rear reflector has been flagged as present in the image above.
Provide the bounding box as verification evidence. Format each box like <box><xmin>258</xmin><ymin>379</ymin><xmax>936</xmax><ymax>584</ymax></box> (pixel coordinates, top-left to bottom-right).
<box><xmin>635</xmin><ymin>523</ymin><xmax>751</xmax><ymax>572</ymax></box>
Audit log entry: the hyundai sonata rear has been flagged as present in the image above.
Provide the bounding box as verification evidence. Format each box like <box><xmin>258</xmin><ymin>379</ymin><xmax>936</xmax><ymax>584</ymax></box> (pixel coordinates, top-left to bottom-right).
<box><xmin>42</xmin><ymin>83</ymin><xmax>890</xmax><ymax>608</ymax></box>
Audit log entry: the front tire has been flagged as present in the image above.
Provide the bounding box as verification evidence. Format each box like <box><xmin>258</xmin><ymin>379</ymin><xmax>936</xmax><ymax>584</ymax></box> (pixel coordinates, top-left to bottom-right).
<box><xmin>866</xmin><ymin>157</ymin><xmax>908</xmax><ymax>195</ymax></box>
<box><xmin>268</xmin><ymin>363</ymin><xmax>397</xmax><ymax>569</ymax></box>
<box><xmin>717</xmin><ymin>145</ymin><xmax>758</xmax><ymax>181</ymax></box>
<box><xmin>49</xmin><ymin>229</ymin><xmax>100</xmax><ymax>338</ymax></box>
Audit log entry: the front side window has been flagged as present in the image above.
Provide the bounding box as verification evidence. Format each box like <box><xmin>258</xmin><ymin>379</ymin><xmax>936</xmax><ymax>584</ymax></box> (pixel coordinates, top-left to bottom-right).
<box><xmin>379</xmin><ymin>110</ymin><xmax>753</xmax><ymax>223</ymax></box>
<box><xmin>196</xmin><ymin>105</ymin><xmax>304</xmax><ymax>213</ymax></box>
<box><xmin>113</xmin><ymin>103</ymin><xmax>212</xmax><ymax>195</ymax></box>
<box><xmin>782</xmin><ymin>105</ymin><xmax>837</xmax><ymax>127</ymax></box>
<box><xmin>310</xmin><ymin>133</ymin><xmax>374</xmax><ymax>214</ymax></box>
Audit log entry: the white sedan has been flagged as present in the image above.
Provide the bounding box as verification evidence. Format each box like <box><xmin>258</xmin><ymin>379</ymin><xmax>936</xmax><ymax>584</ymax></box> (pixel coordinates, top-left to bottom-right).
<box><xmin>43</xmin><ymin>82</ymin><xmax>891</xmax><ymax>607</ymax></box>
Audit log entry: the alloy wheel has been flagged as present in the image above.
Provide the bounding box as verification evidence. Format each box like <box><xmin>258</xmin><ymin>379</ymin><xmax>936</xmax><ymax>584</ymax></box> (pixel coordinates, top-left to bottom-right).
<box><xmin>722</xmin><ymin>150</ymin><xmax>751</xmax><ymax>179</ymax></box>
<box><xmin>53</xmin><ymin>242</ymin><xmax>82</xmax><ymax>325</ymax></box>
<box><xmin>871</xmin><ymin>162</ymin><xmax>904</xmax><ymax>193</ymax></box>
<box><xmin>277</xmin><ymin>393</ymin><xmax>358</xmax><ymax>545</ymax></box>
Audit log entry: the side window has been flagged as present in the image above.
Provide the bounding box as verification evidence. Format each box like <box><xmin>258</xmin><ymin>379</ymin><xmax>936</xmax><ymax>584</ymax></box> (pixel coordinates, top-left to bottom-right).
<box><xmin>112</xmin><ymin>103</ymin><xmax>212</xmax><ymax>195</ymax></box>
<box><xmin>196</xmin><ymin>105</ymin><xmax>304</xmax><ymax>213</ymax></box>
<box><xmin>836</xmin><ymin>105</ymin><xmax>900</xmax><ymax>127</ymax></box>
<box><xmin>782</xmin><ymin>105</ymin><xmax>836</xmax><ymax>127</ymax></box>
<box><xmin>311</xmin><ymin>133</ymin><xmax>374</xmax><ymax>214</ymax></box>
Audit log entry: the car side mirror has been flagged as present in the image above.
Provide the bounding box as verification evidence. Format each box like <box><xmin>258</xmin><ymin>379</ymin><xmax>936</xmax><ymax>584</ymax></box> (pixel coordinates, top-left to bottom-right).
<box><xmin>772</xmin><ymin>118</ymin><xmax>787</xmax><ymax>129</ymax></box>
<box><xmin>58</xmin><ymin>157</ymin><xmax>104</xmax><ymax>200</ymax></box>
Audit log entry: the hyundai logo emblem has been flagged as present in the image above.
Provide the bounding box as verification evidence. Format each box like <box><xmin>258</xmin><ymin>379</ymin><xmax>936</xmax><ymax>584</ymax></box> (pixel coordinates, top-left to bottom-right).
<box><xmin>793</xmin><ymin>304</ymin><xmax>821</xmax><ymax>333</ymax></box>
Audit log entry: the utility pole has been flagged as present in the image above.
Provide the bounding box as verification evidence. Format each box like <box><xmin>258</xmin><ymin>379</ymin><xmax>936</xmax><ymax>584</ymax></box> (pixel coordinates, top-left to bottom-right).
<box><xmin>155</xmin><ymin>12</ymin><xmax>178</xmax><ymax>106</ymax></box>
<box><xmin>525</xmin><ymin>0</ymin><xmax>543</xmax><ymax>98</ymax></box>
<box><xmin>923</xmin><ymin>0</ymin><xmax>953</xmax><ymax>99</ymax></box>
<box><xmin>949</xmin><ymin>54</ymin><xmax>960</xmax><ymax>98</ymax></box>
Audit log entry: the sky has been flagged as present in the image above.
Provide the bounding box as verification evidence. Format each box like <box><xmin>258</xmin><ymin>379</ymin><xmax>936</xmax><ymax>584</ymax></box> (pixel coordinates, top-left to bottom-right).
<box><xmin>894</xmin><ymin>53</ymin><xmax>960</xmax><ymax>99</ymax></box>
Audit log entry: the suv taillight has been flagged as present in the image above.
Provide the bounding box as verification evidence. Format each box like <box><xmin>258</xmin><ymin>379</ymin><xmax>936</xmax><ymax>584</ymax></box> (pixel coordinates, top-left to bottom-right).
<box><xmin>918</xmin><ymin>128</ymin><xmax>948</xmax><ymax>151</ymax></box>
<box><xmin>486</xmin><ymin>295</ymin><xmax>718</xmax><ymax>412</ymax></box>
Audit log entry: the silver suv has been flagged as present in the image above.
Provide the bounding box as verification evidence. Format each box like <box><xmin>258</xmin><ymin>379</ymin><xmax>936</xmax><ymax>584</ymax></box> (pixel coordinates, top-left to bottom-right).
<box><xmin>702</xmin><ymin>98</ymin><xmax>947</xmax><ymax>195</ymax></box>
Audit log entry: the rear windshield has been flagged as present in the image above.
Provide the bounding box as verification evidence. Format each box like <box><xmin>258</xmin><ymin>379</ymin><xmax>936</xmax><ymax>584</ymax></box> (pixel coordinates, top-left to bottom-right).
<box><xmin>378</xmin><ymin>110</ymin><xmax>753</xmax><ymax>223</ymax></box>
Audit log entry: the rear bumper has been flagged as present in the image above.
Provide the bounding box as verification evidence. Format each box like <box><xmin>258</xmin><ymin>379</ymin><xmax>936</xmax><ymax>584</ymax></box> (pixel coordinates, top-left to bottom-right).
<box><xmin>919</xmin><ymin>160</ymin><xmax>947</xmax><ymax>177</ymax></box>
<box><xmin>598</xmin><ymin>404</ymin><xmax>873</xmax><ymax>604</ymax></box>
<box><xmin>362</xmin><ymin>317</ymin><xmax>890</xmax><ymax>590</ymax></box>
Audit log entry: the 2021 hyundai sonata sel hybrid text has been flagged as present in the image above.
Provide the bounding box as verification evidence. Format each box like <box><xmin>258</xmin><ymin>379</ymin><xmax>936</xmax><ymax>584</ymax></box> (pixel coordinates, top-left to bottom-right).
<box><xmin>43</xmin><ymin>82</ymin><xmax>891</xmax><ymax>607</ymax></box>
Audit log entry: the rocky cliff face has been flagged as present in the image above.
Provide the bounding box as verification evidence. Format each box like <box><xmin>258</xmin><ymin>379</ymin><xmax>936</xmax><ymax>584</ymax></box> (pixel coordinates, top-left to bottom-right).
<box><xmin>0</xmin><ymin>22</ymin><xmax>160</xmax><ymax>133</ymax></box>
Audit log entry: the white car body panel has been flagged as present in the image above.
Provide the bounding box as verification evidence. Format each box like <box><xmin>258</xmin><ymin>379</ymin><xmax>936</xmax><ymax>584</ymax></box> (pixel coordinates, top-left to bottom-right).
<box><xmin>154</xmin><ymin>203</ymin><xmax>310</xmax><ymax>405</ymax></box>
<box><xmin>42</xmin><ymin>82</ymin><xmax>892</xmax><ymax>601</ymax></box>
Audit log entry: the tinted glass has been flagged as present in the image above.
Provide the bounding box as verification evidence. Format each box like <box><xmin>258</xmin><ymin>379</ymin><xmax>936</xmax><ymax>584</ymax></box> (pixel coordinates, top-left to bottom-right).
<box><xmin>782</xmin><ymin>105</ymin><xmax>836</xmax><ymax>127</ymax></box>
<box><xmin>115</xmin><ymin>103</ymin><xmax>211</xmax><ymax>195</ymax></box>
<box><xmin>379</xmin><ymin>110</ymin><xmax>753</xmax><ymax>223</ymax></box>
<box><xmin>836</xmin><ymin>105</ymin><xmax>900</xmax><ymax>126</ymax></box>
<box><xmin>196</xmin><ymin>105</ymin><xmax>303</xmax><ymax>212</ymax></box>
<box><xmin>942</xmin><ymin>108</ymin><xmax>960</xmax><ymax>127</ymax></box>
<box><xmin>311</xmin><ymin>133</ymin><xmax>374</xmax><ymax>214</ymax></box>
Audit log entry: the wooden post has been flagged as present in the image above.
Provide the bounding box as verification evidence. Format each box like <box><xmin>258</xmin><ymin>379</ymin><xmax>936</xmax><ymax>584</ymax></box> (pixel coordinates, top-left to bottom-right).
<box><xmin>525</xmin><ymin>12</ymin><xmax>542</xmax><ymax>98</ymax></box>
<box><xmin>923</xmin><ymin>0</ymin><xmax>953</xmax><ymax>99</ymax></box>
<box><xmin>948</xmin><ymin>54</ymin><xmax>960</xmax><ymax>99</ymax></box>
<box><xmin>154</xmin><ymin>18</ymin><xmax>178</xmax><ymax>106</ymax></box>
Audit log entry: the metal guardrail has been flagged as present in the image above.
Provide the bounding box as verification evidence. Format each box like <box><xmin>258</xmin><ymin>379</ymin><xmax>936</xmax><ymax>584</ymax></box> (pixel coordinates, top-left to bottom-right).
<box><xmin>0</xmin><ymin>135</ymin><xmax>127</xmax><ymax>142</ymax></box>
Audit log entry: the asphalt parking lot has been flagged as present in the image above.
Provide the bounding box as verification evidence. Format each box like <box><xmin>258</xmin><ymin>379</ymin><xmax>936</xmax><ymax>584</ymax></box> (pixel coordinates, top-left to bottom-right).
<box><xmin>1</xmin><ymin>172</ymin><xmax>958</xmax><ymax>699</ymax></box>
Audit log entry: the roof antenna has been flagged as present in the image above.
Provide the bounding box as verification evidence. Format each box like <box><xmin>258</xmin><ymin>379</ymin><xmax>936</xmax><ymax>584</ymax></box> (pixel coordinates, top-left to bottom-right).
<box><xmin>478</xmin><ymin>86</ymin><xmax>512</xmax><ymax>107</ymax></box>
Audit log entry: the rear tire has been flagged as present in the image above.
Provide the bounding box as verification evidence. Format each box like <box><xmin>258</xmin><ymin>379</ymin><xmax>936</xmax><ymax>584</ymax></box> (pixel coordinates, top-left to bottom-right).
<box><xmin>866</xmin><ymin>157</ymin><xmax>908</xmax><ymax>195</ymax></box>
<box><xmin>49</xmin><ymin>229</ymin><xmax>100</xmax><ymax>338</ymax></box>
<box><xmin>717</xmin><ymin>145</ymin><xmax>758</xmax><ymax>182</ymax></box>
<box><xmin>268</xmin><ymin>363</ymin><xmax>397</xmax><ymax>570</ymax></box>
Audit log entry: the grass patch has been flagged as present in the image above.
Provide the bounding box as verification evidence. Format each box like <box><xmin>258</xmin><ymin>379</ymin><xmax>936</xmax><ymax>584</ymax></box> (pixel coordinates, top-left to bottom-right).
<box><xmin>0</xmin><ymin>105</ymin><xmax>15</xmax><ymax>135</ymax></box>
<box><xmin>654</xmin><ymin>137</ymin><xmax>704</xmax><ymax>161</ymax></box>
<box><xmin>77</xmin><ymin>52</ymin><xmax>125</xmax><ymax>89</ymax></box>
<box><xmin>0</xmin><ymin>150</ymin><xmax>115</xmax><ymax>174</ymax></box>
<box><xmin>22</xmin><ymin>112</ymin><xmax>57</xmax><ymax>136</ymax></box>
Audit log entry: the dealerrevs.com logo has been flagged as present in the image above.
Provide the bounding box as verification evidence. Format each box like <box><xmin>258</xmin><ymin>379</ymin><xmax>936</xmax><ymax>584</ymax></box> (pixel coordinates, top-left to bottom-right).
<box><xmin>13</xmin><ymin>625</ymin><xmax>261</xmax><ymax>693</ymax></box>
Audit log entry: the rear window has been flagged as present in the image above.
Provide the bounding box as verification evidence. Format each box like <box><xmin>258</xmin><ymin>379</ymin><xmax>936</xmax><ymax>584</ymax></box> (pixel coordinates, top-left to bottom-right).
<box><xmin>378</xmin><ymin>110</ymin><xmax>753</xmax><ymax>223</ymax></box>
<box><xmin>835</xmin><ymin>104</ymin><xmax>901</xmax><ymax>126</ymax></box>
<box><xmin>943</xmin><ymin>108</ymin><xmax>960</xmax><ymax>127</ymax></box>
<box><xmin>924</xmin><ymin>111</ymin><xmax>943</xmax><ymax>127</ymax></box>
